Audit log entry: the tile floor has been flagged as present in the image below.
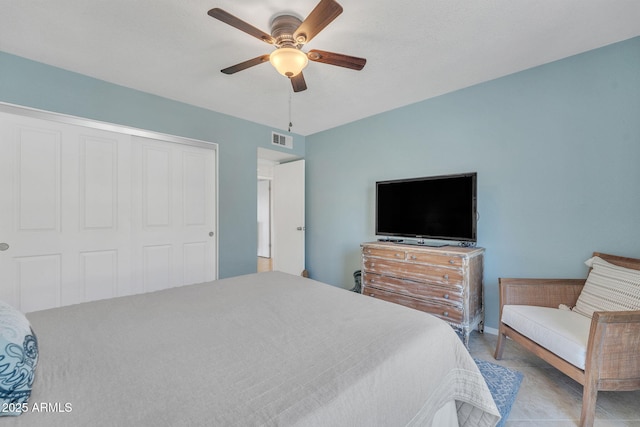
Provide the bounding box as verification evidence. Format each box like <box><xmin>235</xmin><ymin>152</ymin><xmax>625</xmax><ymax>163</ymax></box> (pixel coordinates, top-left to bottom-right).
<box><xmin>468</xmin><ymin>331</ymin><xmax>640</xmax><ymax>427</ymax></box>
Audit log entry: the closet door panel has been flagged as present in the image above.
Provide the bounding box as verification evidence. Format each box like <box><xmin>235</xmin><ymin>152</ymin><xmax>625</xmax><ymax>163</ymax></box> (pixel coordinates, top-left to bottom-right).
<box><xmin>0</xmin><ymin>113</ymin><xmax>130</xmax><ymax>310</ymax></box>
<box><xmin>132</xmin><ymin>136</ymin><xmax>217</xmax><ymax>293</ymax></box>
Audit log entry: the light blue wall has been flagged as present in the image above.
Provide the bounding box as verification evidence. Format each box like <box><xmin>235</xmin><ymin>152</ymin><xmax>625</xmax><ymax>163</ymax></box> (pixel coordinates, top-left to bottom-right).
<box><xmin>3</xmin><ymin>37</ymin><xmax>639</xmax><ymax>329</ymax></box>
<box><xmin>305</xmin><ymin>37</ymin><xmax>640</xmax><ymax>329</ymax></box>
<box><xmin>0</xmin><ymin>51</ymin><xmax>305</xmax><ymax>279</ymax></box>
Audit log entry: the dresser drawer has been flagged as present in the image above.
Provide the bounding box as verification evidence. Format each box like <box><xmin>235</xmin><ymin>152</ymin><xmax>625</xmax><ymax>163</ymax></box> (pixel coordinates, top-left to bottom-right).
<box><xmin>362</xmin><ymin>246</ymin><xmax>406</xmax><ymax>261</ymax></box>
<box><xmin>363</xmin><ymin>273</ymin><xmax>463</xmax><ymax>304</ymax></box>
<box><xmin>363</xmin><ymin>258</ymin><xmax>463</xmax><ymax>287</ymax></box>
<box><xmin>363</xmin><ymin>286</ymin><xmax>464</xmax><ymax>324</ymax></box>
<box><xmin>405</xmin><ymin>251</ymin><xmax>463</xmax><ymax>268</ymax></box>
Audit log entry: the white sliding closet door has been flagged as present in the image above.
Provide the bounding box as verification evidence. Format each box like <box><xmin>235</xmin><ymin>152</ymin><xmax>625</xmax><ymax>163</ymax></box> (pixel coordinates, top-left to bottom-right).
<box><xmin>0</xmin><ymin>113</ymin><xmax>132</xmax><ymax>312</ymax></box>
<box><xmin>0</xmin><ymin>111</ymin><xmax>217</xmax><ymax>313</ymax></box>
<box><xmin>131</xmin><ymin>136</ymin><xmax>217</xmax><ymax>294</ymax></box>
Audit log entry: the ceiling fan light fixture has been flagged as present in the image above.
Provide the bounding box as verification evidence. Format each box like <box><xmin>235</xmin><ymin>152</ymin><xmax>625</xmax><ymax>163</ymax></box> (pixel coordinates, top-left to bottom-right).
<box><xmin>269</xmin><ymin>47</ymin><xmax>308</xmax><ymax>77</ymax></box>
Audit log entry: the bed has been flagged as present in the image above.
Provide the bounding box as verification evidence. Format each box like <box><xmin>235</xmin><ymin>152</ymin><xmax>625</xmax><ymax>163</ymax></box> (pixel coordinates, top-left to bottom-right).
<box><xmin>3</xmin><ymin>271</ymin><xmax>499</xmax><ymax>426</ymax></box>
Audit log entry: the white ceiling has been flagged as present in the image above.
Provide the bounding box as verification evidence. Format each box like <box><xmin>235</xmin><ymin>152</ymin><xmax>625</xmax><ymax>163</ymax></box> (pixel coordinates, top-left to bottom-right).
<box><xmin>1</xmin><ymin>1</ymin><xmax>639</xmax><ymax>136</ymax></box>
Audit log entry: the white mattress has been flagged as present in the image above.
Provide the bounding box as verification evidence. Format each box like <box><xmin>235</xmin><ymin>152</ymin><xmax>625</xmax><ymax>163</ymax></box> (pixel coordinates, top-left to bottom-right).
<box><xmin>7</xmin><ymin>271</ymin><xmax>499</xmax><ymax>426</ymax></box>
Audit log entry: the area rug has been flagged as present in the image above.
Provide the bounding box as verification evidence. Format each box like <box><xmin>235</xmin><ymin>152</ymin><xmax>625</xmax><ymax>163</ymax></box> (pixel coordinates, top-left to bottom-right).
<box><xmin>474</xmin><ymin>358</ymin><xmax>524</xmax><ymax>427</ymax></box>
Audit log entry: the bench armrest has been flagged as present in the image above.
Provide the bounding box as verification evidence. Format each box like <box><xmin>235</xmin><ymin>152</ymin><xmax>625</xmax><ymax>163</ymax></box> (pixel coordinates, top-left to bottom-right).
<box><xmin>498</xmin><ymin>278</ymin><xmax>586</xmax><ymax>309</ymax></box>
<box><xmin>587</xmin><ymin>310</ymin><xmax>640</xmax><ymax>384</ymax></box>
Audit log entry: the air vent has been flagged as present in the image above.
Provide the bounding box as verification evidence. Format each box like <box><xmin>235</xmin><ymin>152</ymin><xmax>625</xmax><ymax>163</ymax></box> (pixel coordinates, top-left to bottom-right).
<box><xmin>271</xmin><ymin>132</ymin><xmax>293</xmax><ymax>149</ymax></box>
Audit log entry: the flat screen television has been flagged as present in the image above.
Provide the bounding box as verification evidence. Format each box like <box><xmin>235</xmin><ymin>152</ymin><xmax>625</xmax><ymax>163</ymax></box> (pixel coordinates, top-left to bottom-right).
<box><xmin>375</xmin><ymin>172</ymin><xmax>477</xmax><ymax>244</ymax></box>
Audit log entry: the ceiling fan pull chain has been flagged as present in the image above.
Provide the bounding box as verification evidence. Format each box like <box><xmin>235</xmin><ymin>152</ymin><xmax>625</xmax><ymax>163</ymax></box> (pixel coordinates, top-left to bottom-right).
<box><xmin>288</xmin><ymin>90</ymin><xmax>293</xmax><ymax>132</ymax></box>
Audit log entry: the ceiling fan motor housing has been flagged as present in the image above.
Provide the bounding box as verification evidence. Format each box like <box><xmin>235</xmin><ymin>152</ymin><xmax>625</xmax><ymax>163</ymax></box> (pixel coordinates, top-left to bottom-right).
<box><xmin>271</xmin><ymin>15</ymin><xmax>304</xmax><ymax>47</ymax></box>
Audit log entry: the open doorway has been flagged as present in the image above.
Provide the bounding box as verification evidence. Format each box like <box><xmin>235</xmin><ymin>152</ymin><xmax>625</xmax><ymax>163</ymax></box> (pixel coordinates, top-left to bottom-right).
<box><xmin>257</xmin><ymin>177</ymin><xmax>272</xmax><ymax>272</ymax></box>
<box><xmin>257</xmin><ymin>148</ymin><xmax>303</xmax><ymax>274</ymax></box>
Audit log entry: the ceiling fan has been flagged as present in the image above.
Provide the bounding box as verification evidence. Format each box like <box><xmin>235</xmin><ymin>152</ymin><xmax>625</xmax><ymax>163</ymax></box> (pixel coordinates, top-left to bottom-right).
<box><xmin>208</xmin><ymin>0</ymin><xmax>366</xmax><ymax>92</ymax></box>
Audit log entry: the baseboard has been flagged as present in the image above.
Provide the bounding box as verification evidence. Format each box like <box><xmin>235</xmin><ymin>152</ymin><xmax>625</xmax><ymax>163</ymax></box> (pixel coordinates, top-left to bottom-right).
<box><xmin>483</xmin><ymin>326</ymin><xmax>499</xmax><ymax>335</ymax></box>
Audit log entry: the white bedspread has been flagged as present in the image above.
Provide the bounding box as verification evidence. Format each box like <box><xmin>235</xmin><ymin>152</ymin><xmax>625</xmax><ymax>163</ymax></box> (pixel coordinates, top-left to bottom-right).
<box><xmin>8</xmin><ymin>271</ymin><xmax>499</xmax><ymax>426</ymax></box>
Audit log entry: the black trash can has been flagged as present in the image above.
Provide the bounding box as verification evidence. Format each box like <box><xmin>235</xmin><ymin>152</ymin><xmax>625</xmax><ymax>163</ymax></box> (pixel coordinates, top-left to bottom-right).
<box><xmin>350</xmin><ymin>270</ymin><xmax>362</xmax><ymax>293</ymax></box>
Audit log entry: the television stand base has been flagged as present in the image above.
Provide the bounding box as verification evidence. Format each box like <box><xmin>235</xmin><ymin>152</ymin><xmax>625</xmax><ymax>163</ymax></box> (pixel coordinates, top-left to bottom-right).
<box><xmin>410</xmin><ymin>239</ymin><xmax>447</xmax><ymax>247</ymax></box>
<box><xmin>414</xmin><ymin>241</ymin><xmax>447</xmax><ymax>247</ymax></box>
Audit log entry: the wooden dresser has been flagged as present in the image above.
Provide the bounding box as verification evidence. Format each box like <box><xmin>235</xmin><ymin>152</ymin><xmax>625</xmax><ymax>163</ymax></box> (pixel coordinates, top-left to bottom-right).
<box><xmin>361</xmin><ymin>241</ymin><xmax>484</xmax><ymax>347</ymax></box>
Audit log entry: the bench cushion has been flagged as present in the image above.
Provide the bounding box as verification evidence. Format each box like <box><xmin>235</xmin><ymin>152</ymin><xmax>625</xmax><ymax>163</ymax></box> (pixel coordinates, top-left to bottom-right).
<box><xmin>502</xmin><ymin>305</ymin><xmax>591</xmax><ymax>370</ymax></box>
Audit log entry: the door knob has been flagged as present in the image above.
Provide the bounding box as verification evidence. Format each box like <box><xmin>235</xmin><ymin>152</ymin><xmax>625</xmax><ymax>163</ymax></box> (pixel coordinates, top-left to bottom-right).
<box><xmin>209</xmin><ymin>231</ymin><xmax>214</xmax><ymax>237</ymax></box>
<box><xmin>0</xmin><ymin>243</ymin><xmax>8</xmax><ymax>251</ymax></box>
<box><xmin>296</xmin><ymin>226</ymin><xmax>306</xmax><ymax>231</ymax></box>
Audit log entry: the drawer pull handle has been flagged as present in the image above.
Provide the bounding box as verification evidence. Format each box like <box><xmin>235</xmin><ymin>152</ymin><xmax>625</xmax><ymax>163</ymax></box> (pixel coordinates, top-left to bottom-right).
<box><xmin>369</xmin><ymin>293</ymin><xmax>375</xmax><ymax>297</ymax></box>
<box><xmin>395</xmin><ymin>253</ymin><xmax>402</xmax><ymax>258</ymax></box>
<box><xmin>444</xmin><ymin>294</ymin><xmax>449</xmax><ymax>299</ymax></box>
<box><xmin>443</xmin><ymin>311</ymin><xmax>449</xmax><ymax>317</ymax></box>
<box><xmin>449</xmin><ymin>259</ymin><xmax>455</xmax><ymax>265</ymax></box>
<box><xmin>410</xmin><ymin>255</ymin><xmax>417</xmax><ymax>260</ymax></box>
<box><xmin>443</xmin><ymin>274</ymin><xmax>449</xmax><ymax>280</ymax></box>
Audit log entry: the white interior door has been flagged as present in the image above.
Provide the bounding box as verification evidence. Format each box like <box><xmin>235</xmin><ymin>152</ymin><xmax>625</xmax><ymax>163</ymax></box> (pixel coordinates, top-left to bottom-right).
<box><xmin>0</xmin><ymin>110</ymin><xmax>217</xmax><ymax>313</ymax></box>
<box><xmin>272</xmin><ymin>159</ymin><xmax>305</xmax><ymax>275</ymax></box>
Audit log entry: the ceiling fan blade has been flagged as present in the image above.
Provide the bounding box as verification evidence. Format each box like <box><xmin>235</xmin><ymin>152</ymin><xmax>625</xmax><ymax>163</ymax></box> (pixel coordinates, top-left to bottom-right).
<box><xmin>208</xmin><ymin>8</ymin><xmax>275</xmax><ymax>45</ymax></box>
<box><xmin>290</xmin><ymin>73</ymin><xmax>307</xmax><ymax>92</ymax></box>
<box><xmin>221</xmin><ymin>55</ymin><xmax>271</xmax><ymax>75</ymax></box>
<box><xmin>293</xmin><ymin>0</ymin><xmax>343</xmax><ymax>45</ymax></box>
<box><xmin>307</xmin><ymin>50</ymin><xmax>366</xmax><ymax>70</ymax></box>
